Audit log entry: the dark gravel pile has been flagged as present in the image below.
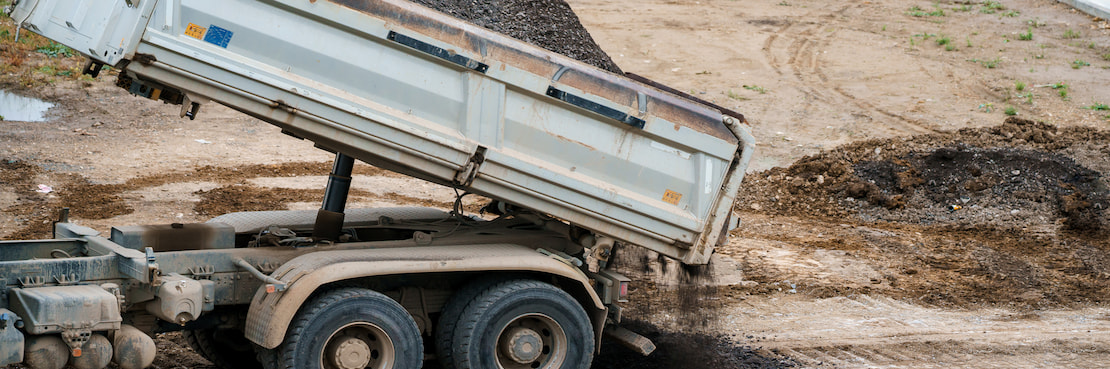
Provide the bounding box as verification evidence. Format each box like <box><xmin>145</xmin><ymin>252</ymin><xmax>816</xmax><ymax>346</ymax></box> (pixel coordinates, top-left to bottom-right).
<box><xmin>739</xmin><ymin>117</ymin><xmax>1110</xmax><ymax>233</ymax></box>
<box><xmin>407</xmin><ymin>0</ymin><xmax>623</xmax><ymax>74</ymax></box>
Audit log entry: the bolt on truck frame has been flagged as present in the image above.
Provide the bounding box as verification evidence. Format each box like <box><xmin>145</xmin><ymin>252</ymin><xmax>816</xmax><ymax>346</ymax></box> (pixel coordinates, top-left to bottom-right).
<box><xmin>1</xmin><ymin>0</ymin><xmax>754</xmax><ymax>368</ymax></box>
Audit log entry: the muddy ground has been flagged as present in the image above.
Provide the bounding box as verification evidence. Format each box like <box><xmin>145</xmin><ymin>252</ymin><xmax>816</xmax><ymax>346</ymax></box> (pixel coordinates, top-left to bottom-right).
<box><xmin>4</xmin><ymin>0</ymin><xmax>1110</xmax><ymax>368</ymax></box>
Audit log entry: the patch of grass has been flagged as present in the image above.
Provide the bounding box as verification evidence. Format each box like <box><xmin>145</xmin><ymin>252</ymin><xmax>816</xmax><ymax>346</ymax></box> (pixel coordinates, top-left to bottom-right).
<box><xmin>1084</xmin><ymin>103</ymin><xmax>1110</xmax><ymax>111</ymax></box>
<box><xmin>36</xmin><ymin>65</ymin><xmax>72</xmax><ymax>76</ymax></box>
<box><xmin>78</xmin><ymin>74</ymin><xmax>96</xmax><ymax>85</ymax></box>
<box><xmin>1015</xmin><ymin>81</ymin><xmax>1026</xmax><ymax>91</ymax></box>
<box><xmin>1021</xmin><ymin>92</ymin><xmax>1034</xmax><ymax>104</ymax></box>
<box><xmin>906</xmin><ymin>5</ymin><xmax>946</xmax><ymax>17</ymax></box>
<box><xmin>936</xmin><ymin>36</ymin><xmax>951</xmax><ymax>46</ymax></box>
<box><xmin>1072</xmin><ymin>60</ymin><xmax>1090</xmax><ymax>69</ymax></box>
<box><xmin>1063</xmin><ymin>29</ymin><xmax>1081</xmax><ymax>39</ymax></box>
<box><xmin>946</xmin><ymin>44</ymin><xmax>957</xmax><ymax>51</ymax></box>
<box><xmin>980</xmin><ymin>1</ymin><xmax>1005</xmax><ymax>14</ymax></box>
<box><xmin>953</xmin><ymin>5</ymin><xmax>974</xmax><ymax>12</ymax></box>
<box><xmin>978</xmin><ymin>103</ymin><xmax>994</xmax><ymax>112</ymax></box>
<box><xmin>1018</xmin><ymin>27</ymin><xmax>1033</xmax><ymax>41</ymax></box>
<box><xmin>970</xmin><ymin>57</ymin><xmax>1001</xmax><ymax>68</ymax></box>
<box><xmin>1026</xmin><ymin>18</ymin><xmax>1045</xmax><ymax>28</ymax></box>
<box><xmin>726</xmin><ymin>90</ymin><xmax>747</xmax><ymax>100</ymax></box>
<box><xmin>1004</xmin><ymin>106</ymin><xmax>1017</xmax><ymax>116</ymax></box>
<box><xmin>1046</xmin><ymin>82</ymin><xmax>1069</xmax><ymax>100</ymax></box>
<box><xmin>1001</xmin><ymin>10</ymin><xmax>1020</xmax><ymax>17</ymax></box>
<box><xmin>5</xmin><ymin>49</ymin><xmax>26</xmax><ymax>67</ymax></box>
<box><xmin>34</xmin><ymin>42</ymin><xmax>73</xmax><ymax>58</ymax></box>
<box><xmin>743</xmin><ymin>85</ymin><xmax>768</xmax><ymax>94</ymax></box>
<box><xmin>966</xmin><ymin>36</ymin><xmax>973</xmax><ymax>47</ymax></box>
<box><xmin>1103</xmin><ymin>53</ymin><xmax>1110</xmax><ymax>61</ymax></box>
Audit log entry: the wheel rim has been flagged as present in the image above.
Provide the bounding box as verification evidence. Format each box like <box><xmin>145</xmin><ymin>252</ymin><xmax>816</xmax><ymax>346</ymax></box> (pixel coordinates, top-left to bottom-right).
<box><xmin>495</xmin><ymin>313</ymin><xmax>567</xmax><ymax>369</ymax></box>
<box><xmin>321</xmin><ymin>322</ymin><xmax>395</xmax><ymax>369</ymax></box>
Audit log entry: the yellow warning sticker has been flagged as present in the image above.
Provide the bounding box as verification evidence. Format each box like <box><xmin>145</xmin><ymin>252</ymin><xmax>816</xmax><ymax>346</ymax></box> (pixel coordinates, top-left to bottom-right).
<box><xmin>184</xmin><ymin>23</ymin><xmax>207</xmax><ymax>40</ymax></box>
<box><xmin>662</xmin><ymin>190</ymin><xmax>682</xmax><ymax>206</ymax></box>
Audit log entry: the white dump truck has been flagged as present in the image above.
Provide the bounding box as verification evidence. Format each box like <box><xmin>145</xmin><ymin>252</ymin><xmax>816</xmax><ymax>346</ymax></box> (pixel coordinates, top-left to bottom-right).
<box><xmin>0</xmin><ymin>0</ymin><xmax>754</xmax><ymax>368</ymax></box>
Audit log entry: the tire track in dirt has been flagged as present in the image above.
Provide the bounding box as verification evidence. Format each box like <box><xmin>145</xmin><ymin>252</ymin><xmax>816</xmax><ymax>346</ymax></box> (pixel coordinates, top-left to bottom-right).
<box><xmin>730</xmin><ymin>295</ymin><xmax>1110</xmax><ymax>369</ymax></box>
<box><xmin>760</xmin><ymin>1</ymin><xmax>938</xmax><ymax>136</ymax></box>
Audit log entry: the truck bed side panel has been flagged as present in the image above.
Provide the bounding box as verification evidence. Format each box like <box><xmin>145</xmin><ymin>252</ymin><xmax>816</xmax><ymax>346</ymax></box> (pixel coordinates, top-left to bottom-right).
<box><xmin>12</xmin><ymin>0</ymin><xmax>754</xmax><ymax>264</ymax></box>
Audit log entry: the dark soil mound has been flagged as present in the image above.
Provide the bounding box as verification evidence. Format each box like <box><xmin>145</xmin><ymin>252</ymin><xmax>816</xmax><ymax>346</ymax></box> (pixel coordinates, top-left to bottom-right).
<box><xmin>740</xmin><ymin>118</ymin><xmax>1110</xmax><ymax>234</ymax></box>
<box><xmin>407</xmin><ymin>0</ymin><xmax>623</xmax><ymax>74</ymax></box>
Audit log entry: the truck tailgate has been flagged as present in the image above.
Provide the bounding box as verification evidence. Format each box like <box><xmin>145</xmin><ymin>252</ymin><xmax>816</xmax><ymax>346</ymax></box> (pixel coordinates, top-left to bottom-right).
<box><xmin>11</xmin><ymin>0</ymin><xmax>754</xmax><ymax>264</ymax></box>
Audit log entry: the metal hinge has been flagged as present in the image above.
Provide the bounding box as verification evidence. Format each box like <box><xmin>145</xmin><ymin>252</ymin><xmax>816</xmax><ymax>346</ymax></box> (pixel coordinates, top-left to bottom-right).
<box><xmin>453</xmin><ymin>146</ymin><xmax>487</xmax><ymax>187</ymax></box>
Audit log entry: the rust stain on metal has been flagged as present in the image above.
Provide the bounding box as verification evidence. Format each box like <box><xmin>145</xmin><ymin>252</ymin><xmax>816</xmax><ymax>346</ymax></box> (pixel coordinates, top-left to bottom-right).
<box><xmin>551</xmin><ymin>133</ymin><xmax>598</xmax><ymax>152</ymax></box>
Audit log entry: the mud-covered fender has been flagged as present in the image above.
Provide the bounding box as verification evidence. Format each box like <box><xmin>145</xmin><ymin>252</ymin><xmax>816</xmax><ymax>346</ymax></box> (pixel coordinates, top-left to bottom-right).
<box><xmin>243</xmin><ymin>243</ymin><xmax>605</xmax><ymax>349</ymax></box>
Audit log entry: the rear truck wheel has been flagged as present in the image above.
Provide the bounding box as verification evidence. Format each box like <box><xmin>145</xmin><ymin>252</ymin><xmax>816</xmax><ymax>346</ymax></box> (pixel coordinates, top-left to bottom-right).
<box><xmin>277</xmin><ymin>287</ymin><xmax>423</xmax><ymax>369</ymax></box>
<box><xmin>450</xmin><ymin>279</ymin><xmax>594</xmax><ymax>369</ymax></box>
<box><xmin>434</xmin><ymin>276</ymin><xmax>505</xmax><ymax>369</ymax></box>
<box><xmin>183</xmin><ymin>327</ymin><xmax>262</xmax><ymax>369</ymax></box>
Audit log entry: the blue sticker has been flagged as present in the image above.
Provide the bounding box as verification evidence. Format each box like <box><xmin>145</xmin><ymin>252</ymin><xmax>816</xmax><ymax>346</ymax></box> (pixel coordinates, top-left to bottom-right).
<box><xmin>203</xmin><ymin>25</ymin><xmax>233</xmax><ymax>48</ymax></box>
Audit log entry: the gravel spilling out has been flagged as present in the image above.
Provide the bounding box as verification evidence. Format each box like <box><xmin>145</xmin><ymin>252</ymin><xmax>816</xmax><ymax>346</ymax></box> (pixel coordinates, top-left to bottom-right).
<box><xmin>406</xmin><ymin>0</ymin><xmax>623</xmax><ymax>74</ymax></box>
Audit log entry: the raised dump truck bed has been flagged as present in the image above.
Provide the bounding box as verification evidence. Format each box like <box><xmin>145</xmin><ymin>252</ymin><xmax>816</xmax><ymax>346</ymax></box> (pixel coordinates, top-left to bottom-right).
<box><xmin>4</xmin><ymin>0</ymin><xmax>757</xmax><ymax>367</ymax></box>
<box><xmin>11</xmin><ymin>0</ymin><xmax>753</xmax><ymax>264</ymax></box>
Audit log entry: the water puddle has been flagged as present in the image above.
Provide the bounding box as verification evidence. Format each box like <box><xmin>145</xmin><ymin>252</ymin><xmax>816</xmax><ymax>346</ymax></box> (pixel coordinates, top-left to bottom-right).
<box><xmin>0</xmin><ymin>90</ymin><xmax>54</xmax><ymax>122</ymax></box>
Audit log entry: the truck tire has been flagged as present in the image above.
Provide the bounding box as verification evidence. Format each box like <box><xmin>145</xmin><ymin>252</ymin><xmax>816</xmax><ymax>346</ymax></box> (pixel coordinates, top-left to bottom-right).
<box><xmin>434</xmin><ymin>276</ymin><xmax>506</xmax><ymax>369</ymax></box>
<box><xmin>255</xmin><ymin>346</ymin><xmax>280</xmax><ymax>369</ymax></box>
<box><xmin>277</xmin><ymin>287</ymin><xmax>423</xmax><ymax>369</ymax></box>
<box><xmin>450</xmin><ymin>279</ymin><xmax>594</xmax><ymax>369</ymax></box>
<box><xmin>182</xmin><ymin>328</ymin><xmax>262</xmax><ymax>369</ymax></box>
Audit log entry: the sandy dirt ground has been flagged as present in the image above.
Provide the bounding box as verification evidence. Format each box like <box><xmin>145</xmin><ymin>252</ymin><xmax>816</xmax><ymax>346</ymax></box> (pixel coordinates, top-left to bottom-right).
<box><xmin>3</xmin><ymin>0</ymin><xmax>1110</xmax><ymax>368</ymax></box>
<box><xmin>568</xmin><ymin>0</ymin><xmax>1110</xmax><ymax>367</ymax></box>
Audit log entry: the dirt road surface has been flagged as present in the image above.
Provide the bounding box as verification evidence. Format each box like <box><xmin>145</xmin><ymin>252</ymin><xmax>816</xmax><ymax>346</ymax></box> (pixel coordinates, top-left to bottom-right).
<box><xmin>3</xmin><ymin>0</ymin><xmax>1110</xmax><ymax>368</ymax></box>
